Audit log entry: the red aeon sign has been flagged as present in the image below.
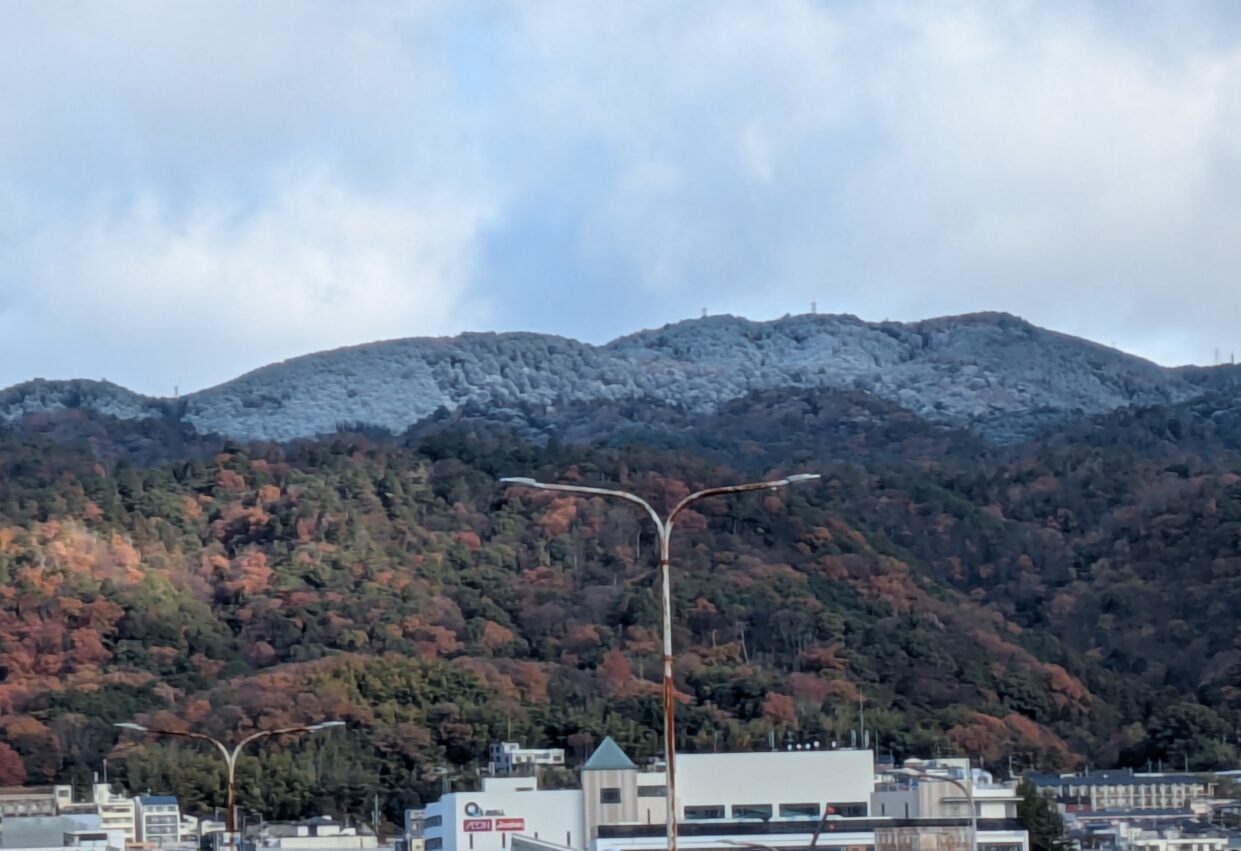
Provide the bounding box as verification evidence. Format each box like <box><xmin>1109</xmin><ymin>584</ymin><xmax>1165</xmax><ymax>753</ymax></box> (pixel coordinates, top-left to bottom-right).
<box><xmin>463</xmin><ymin>819</ymin><xmax>493</xmax><ymax>832</ymax></box>
<box><xmin>495</xmin><ymin>819</ymin><xmax>525</xmax><ymax>832</ymax></box>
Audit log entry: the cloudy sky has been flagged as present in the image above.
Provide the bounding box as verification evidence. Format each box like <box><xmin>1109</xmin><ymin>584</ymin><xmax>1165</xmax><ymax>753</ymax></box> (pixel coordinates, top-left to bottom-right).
<box><xmin>3</xmin><ymin>1</ymin><xmax>1241</xmax><ymax>396</ymax></box>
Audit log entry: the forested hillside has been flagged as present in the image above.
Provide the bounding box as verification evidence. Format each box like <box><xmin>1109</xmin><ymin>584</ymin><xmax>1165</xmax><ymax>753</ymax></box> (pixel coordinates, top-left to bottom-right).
<box><xmin>1</xmin><ymin>388</ymin><xmax>1240</xmax><ymax>826</ymax></box>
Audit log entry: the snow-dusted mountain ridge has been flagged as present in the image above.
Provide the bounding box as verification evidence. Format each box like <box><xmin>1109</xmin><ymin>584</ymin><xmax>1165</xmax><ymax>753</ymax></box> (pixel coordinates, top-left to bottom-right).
<box><xmin>0</xmin><ymin>312</ymin><xmax>1220</xmax><ymax>442</ymax></box>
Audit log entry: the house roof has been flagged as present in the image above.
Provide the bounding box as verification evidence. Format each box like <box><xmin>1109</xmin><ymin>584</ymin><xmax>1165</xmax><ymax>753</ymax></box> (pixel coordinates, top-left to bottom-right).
<box><xmin>583</xmin><ymin>736</ymin><xmax>637</xmax><ymax>771</ymax></box>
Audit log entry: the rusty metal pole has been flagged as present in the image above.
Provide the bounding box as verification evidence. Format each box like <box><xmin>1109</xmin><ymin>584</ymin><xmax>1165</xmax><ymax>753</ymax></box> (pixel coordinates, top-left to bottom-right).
<box><xmin>658</xmin><ymin>523</ymin><xmax>678</xmax><ymax>851</ymax></box>
<box><xmin>225</xmin><ymin>750</ymin><xmax>238</xmax><ymax>849</ymax></box>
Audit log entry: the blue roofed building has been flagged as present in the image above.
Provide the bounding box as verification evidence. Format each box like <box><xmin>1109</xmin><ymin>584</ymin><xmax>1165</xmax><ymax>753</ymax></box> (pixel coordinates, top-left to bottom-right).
<box><xmin>1025</xmin><ymin>770</ymin><xmax>1212</xmax><ymax>814</ymax></box>
<box><xmin>135</xmin><ymin>796</ymin><xmax>181</xmax><ymax>847</ymax></box>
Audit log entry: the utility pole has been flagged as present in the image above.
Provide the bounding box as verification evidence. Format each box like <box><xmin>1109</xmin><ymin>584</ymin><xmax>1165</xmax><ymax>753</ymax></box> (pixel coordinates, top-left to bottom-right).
<box><xmin>859</xmin><ymin>689</ymin><xmax>865</xmax><ymax>750</ymax></box>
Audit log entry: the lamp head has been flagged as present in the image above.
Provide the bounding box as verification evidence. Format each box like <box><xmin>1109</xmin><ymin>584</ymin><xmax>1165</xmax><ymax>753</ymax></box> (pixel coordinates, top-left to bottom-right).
<box><xmin>786</xmin><ymin>473</ymin><xmax>821</xmax><ymax>484</ymax></box>
<box><xmin>309</xmin><ymin>721</ymin><xmax>346</xmax><ymax>731</ymax></box>
<box><xmin>114</xmin><ymin>722</ymin><xmax>148</xmax><ymax>732</ymax></box>
<box><xmin>499</xmin><ymin>477</ymin><xmax>538</xmax><ymax>486</ymax></box>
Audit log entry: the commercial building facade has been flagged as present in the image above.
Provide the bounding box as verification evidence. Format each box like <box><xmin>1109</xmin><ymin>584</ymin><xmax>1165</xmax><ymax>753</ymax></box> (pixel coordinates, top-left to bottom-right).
<box><xmin>413</xmin><ymin>739</ymin><xmax>1027</xmax><ymax>851</ymax></box>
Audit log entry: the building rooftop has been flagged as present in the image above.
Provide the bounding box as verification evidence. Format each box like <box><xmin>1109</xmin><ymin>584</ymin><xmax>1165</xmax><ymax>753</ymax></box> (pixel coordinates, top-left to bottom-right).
<box><xmin>0</xmin><ymin>786</ymin><xmax>59</xmax><ymax>796</ymax></box>
<box><xmin>138</xmin><ymin>796</ymin><xmax>178</xmax><ymax>806</ymax></box>
<box><xmin>583</xmin><ymin>737</ymin><xmax>638</xmax><ymax>772</ymax></box>
<box><xmin>1027</xmin><ymin>771</ymin><xmax>1203</xmax><ymax>789</ymax></box>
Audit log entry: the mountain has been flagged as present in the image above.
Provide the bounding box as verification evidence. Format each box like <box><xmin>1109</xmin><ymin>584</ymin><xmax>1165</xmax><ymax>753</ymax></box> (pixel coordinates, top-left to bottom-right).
<box><xmin>4</xmin><ymin>311</ymin><xmax>1241</xmax><ymax>825</ymax></box>
<box><xmin>3</xmin><ymin>311</ymin><xmax>1228</xmax><ymax>444</ymax></box>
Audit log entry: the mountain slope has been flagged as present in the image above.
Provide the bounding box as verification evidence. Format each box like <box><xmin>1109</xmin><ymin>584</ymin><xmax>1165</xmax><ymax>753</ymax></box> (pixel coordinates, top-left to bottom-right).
<box><xmin>1</xmin><ymin>312</ymin><xmax>1220</xmax><ymax>443</ymax></box>
<box><xmin>3</xmin><ymin>383</ymin><xmax>1241</xmax><ymax>821</ymax></box>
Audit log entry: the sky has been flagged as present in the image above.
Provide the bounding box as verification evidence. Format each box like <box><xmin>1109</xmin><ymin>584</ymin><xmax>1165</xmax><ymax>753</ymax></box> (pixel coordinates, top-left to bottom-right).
<box><xmin>3</xmin><ymin>1</ymin><xmax>1241</xmax><ymax>396</ymax></box>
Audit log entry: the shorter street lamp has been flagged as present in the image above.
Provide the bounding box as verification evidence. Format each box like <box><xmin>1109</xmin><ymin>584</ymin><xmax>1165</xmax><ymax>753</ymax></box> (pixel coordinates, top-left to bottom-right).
<box><xmin>115</xmin><ymin>721</ymin><xmax>345</xmax><ymax>848</ymax></box>
<box><xmin>499</xmin><ymin>472</ymin><xmax>821</xmax><ymax>851</ymax></box>
<box><xmin>891</xmin><ymin>760</ymin><xmax>977</xmax><ymax>851</ymax></box>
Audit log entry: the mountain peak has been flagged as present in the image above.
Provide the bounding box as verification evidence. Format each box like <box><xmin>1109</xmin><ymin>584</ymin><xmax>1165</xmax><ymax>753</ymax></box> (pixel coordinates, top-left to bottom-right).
<box><xmin>0</xmin><ymin>312</ymin><xmax>1215</xmax><ymax>443</ymax></box>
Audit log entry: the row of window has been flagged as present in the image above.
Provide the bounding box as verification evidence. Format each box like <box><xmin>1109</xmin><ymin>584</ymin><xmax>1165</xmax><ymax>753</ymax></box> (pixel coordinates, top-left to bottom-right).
<box><xmin>603</xmin><ymin>786</ymin><xmax>672</xmax><ymax>802</ymax></box>
<box><xmin>603</xmin><ymin>787</ymin><xmax>674</xmax><ymax>803</ymax></box>
<box><xmin>684</xmin><ymin>803</ymin><xmax>867</xmax><ymax>820</ymax></box>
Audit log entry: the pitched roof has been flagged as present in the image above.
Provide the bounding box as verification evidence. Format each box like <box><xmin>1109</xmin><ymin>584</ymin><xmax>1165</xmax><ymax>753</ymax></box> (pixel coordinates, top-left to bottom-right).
<box><xmin>583</xmin><ymin>736</ymin><xmax>637</xmax><ymax>771</ymax></box>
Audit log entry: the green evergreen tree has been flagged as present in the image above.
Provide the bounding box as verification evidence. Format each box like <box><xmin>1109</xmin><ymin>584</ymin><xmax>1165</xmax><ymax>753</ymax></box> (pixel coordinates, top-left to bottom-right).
<box><xmin>1017</xmin><ymin>781</ymin><xmax>1067</xmax><ymax>851</ymax></box>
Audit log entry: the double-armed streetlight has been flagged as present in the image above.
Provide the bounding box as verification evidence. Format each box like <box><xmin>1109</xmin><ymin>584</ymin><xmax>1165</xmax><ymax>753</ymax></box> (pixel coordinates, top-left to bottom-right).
<box><xmin>891</xmin><ymin>760</ymin><xmax>977</xmax><ymax>851</ymax></box>
<box><xmin>499</xmin><ymin>473</ymin><xmax>821</xmax><ymax>851</ymax></box>
<box><xmin>115</xmin><ymin>721</ymin><xmax>345</xmax><ymax>847</ymax></box>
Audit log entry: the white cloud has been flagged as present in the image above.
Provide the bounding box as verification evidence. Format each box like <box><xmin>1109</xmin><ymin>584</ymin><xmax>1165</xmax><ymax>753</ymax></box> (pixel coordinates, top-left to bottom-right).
<box><xmin>2</xmin><ymin>173</ymin><xmax>491</xmax><ymax>394</ymax></box>
<box><xmin>3</xmin><ymin>0</ymin><xmax>1241</xmax><ymax>390</ymax></box>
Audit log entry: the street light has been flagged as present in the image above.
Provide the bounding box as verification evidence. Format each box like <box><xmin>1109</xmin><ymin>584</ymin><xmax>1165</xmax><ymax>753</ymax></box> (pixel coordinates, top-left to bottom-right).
<box><xmin>115</xmin><ymin>721</ymin><xmax>345</xmax><ymax>848</ymax></box>
<box><xmin>891</xmin><ymin>761</ymin><xmax>976</xmax><ymax>851</ymax></box>
<box><xmin>499</xmin><ymin>472</ymin><xmax>821</xmax><ymax>851</ymax></box>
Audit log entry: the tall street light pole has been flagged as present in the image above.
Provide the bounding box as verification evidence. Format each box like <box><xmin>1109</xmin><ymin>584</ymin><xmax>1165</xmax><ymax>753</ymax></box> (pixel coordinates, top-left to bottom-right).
<box><xmin>499</xmin><ymin>473</ymin><xmax>821</xmax><ymax>851</ymax></box>
<box><xmin>115</xmin><ymin>721</ymin><xmax>345</xmax><ymax>848</ymax></box>
<box><xmin>892</xmin><ymin>762</ymin><xmax>977</xmax><ymax>851</ymax></box>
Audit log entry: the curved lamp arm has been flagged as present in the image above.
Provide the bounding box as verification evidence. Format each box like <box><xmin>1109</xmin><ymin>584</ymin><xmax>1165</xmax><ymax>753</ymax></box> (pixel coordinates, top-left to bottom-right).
<box><xmin>115</xmin><ymin>725</ymin><xmax>231</xmax><ymax>764</ymax></box>
<box><xmin>500</xmin><ymin>478</ymin><xmax>666</xmax><ymax>535</ymax></box>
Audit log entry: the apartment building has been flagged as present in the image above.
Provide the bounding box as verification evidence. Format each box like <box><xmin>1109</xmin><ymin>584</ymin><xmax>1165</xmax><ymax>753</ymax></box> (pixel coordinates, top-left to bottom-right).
<box><xmin>135</xmin><ymin>796</ymin><xmax>181</xmax><ymax>847</ymax></box>
<box><xmin>0</xmin><ymin>786</ymin><xmax>74</xmax><ymax>819</ymax></box>
<box><xmin>873</xmin><ymin>759</ymin><xmax>1021</xmax><ymax>821</ymax></box>
<box><xmin>1026</xmin><ymin>770</ymin><xmax>1212</xmax><ymax>814</ymax></box>
<box><xmin>488</xmin><ymin>744</ymin><xmax>566</xmax><ymax>777</ymax></box>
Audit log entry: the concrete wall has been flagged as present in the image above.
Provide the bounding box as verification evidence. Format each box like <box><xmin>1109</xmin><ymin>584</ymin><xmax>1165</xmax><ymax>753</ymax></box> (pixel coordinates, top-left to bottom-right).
<box><xmin>582</xmin><ymin>770</ymin><xmax>637</xmax><ymax>841</ymax></box>
<box><xmin>423</xmin><ymin>789</ymin><xmax>584</xmax><ymax>851</ymax></box>
<box><xmin>674</xmin><ymin>749</ymin><xmax>875</xmax><ymax>819</ymax></box>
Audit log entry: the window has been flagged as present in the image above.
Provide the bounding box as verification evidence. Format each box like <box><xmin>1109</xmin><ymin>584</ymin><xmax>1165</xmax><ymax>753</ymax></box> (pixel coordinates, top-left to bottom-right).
<box><xmin>732</xmin><ymin>805</ymin><xmax>773</xmax><ymax>820</ymax></box>
<box><xmin>426</xmin><ymin>840</ymin><xmax>443</xmax><ymax>851</ymax></box>
<box><xmin>425</xmin><ymin>816</ymin><xmax>442</xmax><ymax>828</ymax></box>
<box><xmin>779</xmin><ymin>803</ymin><xmax>820</xmax><ymax>819</ymax></box>
<box><xmin>638</xmin><ymin>786</ymin><xmax>667</xmax><ymax>798</ymax></box>
<box><xmin>601</xmin><ymin>787</ymin><xmax>622</xmax><ymax>804</ymax></box>
<box><xmin>684</xmin><ymin>806</ymin><xmax>725</xmax><ymax>820</ymax></box>
<box><xmin>826</xmin><ymin>802</ymin><xmax>868</xmax><ymax>818</ymax></box>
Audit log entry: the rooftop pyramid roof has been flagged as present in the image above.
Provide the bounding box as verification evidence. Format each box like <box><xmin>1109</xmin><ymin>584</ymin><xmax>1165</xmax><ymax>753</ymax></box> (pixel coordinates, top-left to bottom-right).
<box><xmin>583</xmin><ymin>736</ymin><xmax>637</xmax><ymax>771</ymax></box>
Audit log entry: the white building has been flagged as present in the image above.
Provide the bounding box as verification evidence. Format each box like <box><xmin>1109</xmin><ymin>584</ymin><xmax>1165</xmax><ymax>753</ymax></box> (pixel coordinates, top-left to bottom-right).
<box><xmin>1025</xmin><ymin>770</ymin><xmax>1211</xmax><ymax>814</ymax></box>
<box><xmin>89</xmin><ymin>784</ymin><xmax>135</xmax><ymax>846</ymax></box>
<box><xmin>488</xmin><ymin>744</ymin><xmax>566</xmax><ymax>777</ymax></box>
<box><xmin>0</xmin><ymin>814</ymin><xmax>125</xmax><ymax>851</ymax></box>
<box><xmin>414</xmin><ymin>739</ymin><xmax>1025</xmax><ymax>851</ymax></box>
<box><xmin>873</xmin><ymin>759</ymin><xmax>1021</xmax><ymax>821</ymax></box>
<box><xmin>246</xmin><ymin>816</ymin><xmax>382</xmax><ymax>851</ymax></box>
<box><xmin>0</xmin><ymin>786</ymin><xmax>74</xmax><ymax>819</ymax></box>
<box><xmin>134</xmin><ymin>796</ymin><xmax>181</xmax><ymax>846</ymax></box>
<box><xmin>421</xmin><ymin>775</ymin><xmax>583</xmax><ymax>851</ymax></box>
<box><xmin>1075</xmin><ymin>821</ymin><xmax>1230</xmax><ymax>851</ymax></box>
